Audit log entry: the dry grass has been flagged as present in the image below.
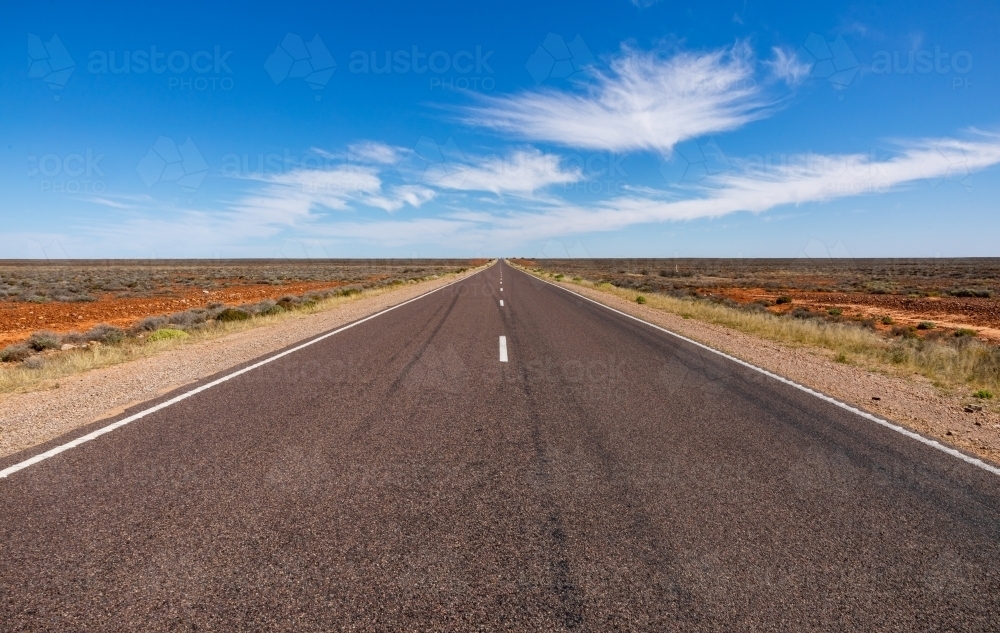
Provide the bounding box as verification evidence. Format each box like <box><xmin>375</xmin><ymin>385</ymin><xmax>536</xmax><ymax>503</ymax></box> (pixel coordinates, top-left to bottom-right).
<box><xmin>519</xmin><ymin>267</ymin><xmax>1000</xmax><ymax>397</ymax></box>
<box><xmin>0</xmin><ymin>270</ymin><xmax>478</xmax><ymax>395</ymax></box>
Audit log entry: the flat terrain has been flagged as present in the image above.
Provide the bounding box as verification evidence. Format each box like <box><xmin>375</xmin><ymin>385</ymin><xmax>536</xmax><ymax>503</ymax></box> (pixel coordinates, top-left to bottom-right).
<box><xmin>0</xmin><ymin>260</ymin><xmax>481</xmax><ymax>348</ymax></box>
<box><xmin>516</xmin><ymin>258</ymin><xmax>1000</xmax><ymax>341</ymax></box>
<box><xmin>1</xmin><ymin>261</ymin><xmax>998</xmax><ymax>630</ymax></box>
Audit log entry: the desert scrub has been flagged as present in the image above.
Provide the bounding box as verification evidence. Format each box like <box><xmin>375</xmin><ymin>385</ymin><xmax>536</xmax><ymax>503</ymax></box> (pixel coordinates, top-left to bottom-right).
<box><xmin>514</xmin><ymin>264</ymin><xmax>1000</xmax><ymax>396</ymax></box>
<box><xmin>0</xmin><ymin>263</ymin><xmax>486</xmax><ymax>394</ymax></box>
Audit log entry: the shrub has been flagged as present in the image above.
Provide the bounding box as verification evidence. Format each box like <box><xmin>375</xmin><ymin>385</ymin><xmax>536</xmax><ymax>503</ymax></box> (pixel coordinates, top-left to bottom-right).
<box><xmin>27</xmin><ymin>331</ymin><xmax>61</xmax><ymax>351</ymax></box>
<box><xmin>554</xmin><ymin>274</ymin><xmax>564</xmax><ymax>281</ymax></box>
<box><xmin>216</xmin><ymin>308</ymin><xmax>251</xmax><ymax>322</ymax></box>
<box><xmin>881</xmin><ymin>315</ymin><xmax>894</xmax><ymax>325</ymax></box>
<box><xmin>0</xmin><ymin>344</ymin><xmax>33</xmax><ymax>363</ymax></box>
<box><xmin>973</xmin><ymin>389</ymin><xmax>994</xmax><ymax>399</ymax></box>
<box><xmin>827</xmin><ymin>308</ymin><xmax>843</xmax><ymax>316</ymax></box>
<box><xmin>84</xmin><ymin>324</ymin><xmax>125</xmax><ymax>344</ymax></box>
<box><xmin>916</xmin><ymin>321</ymin><xmax>936</xmax><ymax>330</ymax></box>
<box><xmin>133</xmin><ymin>315</ymin><xmax>169</xmax><ymax>332</ymax></box>
<box><xmin>954</xmin><ymin>328</ymin><xmax>977</xmax><ymax>338</ymax></box>
<box><xmin>168</xmin><ymin>309</ymin><xmax>208</xmax><ymax>327</ymax></box>
<box><xmin>147</xmin><ymin>329</ymin><xmax>189</xmax><ymax>342</ymax></box>
<box><xmin>636</xmin><ymin>295</ymin><xmax>647</xmax><ymax>304</ymax></box>
<box><xmin>891</xmin><ymin>325</ymin><xmax>917</xmax><ymax>339</ymax></box>
<box><xmin>775</xmin><ymin>295</ymin><xmax>792</xmax><ymax>304</ymax></box>
<box><xmin>949</xmin><ymin>288</ymin><xmax>992</xmax><ymax>298</ymax></box>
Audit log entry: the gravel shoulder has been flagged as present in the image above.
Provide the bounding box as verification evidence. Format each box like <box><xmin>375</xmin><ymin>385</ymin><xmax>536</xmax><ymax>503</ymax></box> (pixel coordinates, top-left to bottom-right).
<box><xmin>0</xmin><ymin>269</ymin><xmax>480</xmax><ymax>459</ymax></box>
<box><xmin>548</xmin><ymin>278</ymin><xmax>1000</xmax><ymax>467</ymax></box>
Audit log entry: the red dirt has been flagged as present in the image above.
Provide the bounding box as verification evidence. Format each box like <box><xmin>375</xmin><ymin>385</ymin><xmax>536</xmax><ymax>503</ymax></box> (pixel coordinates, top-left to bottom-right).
<box><xmin>0</xmin><ymin>279</ymin><xmax>360</xmax><ymax>348</ymax></box>
<box><xmin>709</xmin><ymin>287</ymin><xmax>1000</xmax><ymax>341</ymax></box>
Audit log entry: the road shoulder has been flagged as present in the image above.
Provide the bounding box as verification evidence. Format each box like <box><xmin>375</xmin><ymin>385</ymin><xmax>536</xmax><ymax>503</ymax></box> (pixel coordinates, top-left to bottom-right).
<box><xmin>0</xmin><ymin>268</ymin><xmax>483</xmax><ymax>459</ymax></box>
<box><xmin>532</xmin><ymin>273</ymin><xmax>1000</xmax><ymax>467</ymax></box>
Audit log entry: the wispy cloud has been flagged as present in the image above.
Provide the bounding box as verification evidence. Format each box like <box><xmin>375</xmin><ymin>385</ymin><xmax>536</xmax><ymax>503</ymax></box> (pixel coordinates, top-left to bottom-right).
<box><xmin>460</xmin><ymin>42</ymin><xmax>768</xmax><ymax>155</ymax></box>
<box><xmin>765</xmin><ymin>47</ymin><xmax>811</xmax><ymax>86</ymax></box>
<box><xmin>425</xmin><ymin>149</ymin><xmax>582</xmax><ymax>195</ymax></box>
<box><xmin>474</xmin><ymin>133</ymin><xmax>1000</xmax><ymax>241</ymax></box>
<box><xmin>348</xmin><ymin>141</ymin><xmax>406</xmax><ymax>165</ymax></box>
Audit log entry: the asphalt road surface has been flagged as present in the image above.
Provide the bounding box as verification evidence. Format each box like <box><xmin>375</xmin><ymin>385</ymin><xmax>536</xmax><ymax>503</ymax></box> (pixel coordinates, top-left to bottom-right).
<box><xmin>2</xmin><ymin>260</ymin><xmax>999</xmax><ymax>631</ymax></box>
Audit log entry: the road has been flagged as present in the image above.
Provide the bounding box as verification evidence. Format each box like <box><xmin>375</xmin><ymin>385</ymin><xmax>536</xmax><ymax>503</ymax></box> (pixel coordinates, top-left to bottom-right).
<box><xmin>1</xmin><ymin>260</ymin><xmax>999</xmax><ymax>631</ymax></box>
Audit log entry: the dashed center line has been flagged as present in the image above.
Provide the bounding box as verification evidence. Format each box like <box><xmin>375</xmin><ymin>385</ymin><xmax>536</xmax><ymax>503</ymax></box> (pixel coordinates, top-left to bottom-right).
<box><xmin>498</xmin><ymin>336</ymin><xmax>508</xmax><ymax>362</ymax></box>
<box><xmin>500</xmin><ymin>300</ymin><xmax>504</xmax><ymax>306</ymax></box>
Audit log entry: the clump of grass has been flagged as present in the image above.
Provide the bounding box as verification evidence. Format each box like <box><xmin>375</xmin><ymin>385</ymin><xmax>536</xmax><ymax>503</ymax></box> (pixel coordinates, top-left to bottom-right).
<box><xmin>775</xmin><ymin>296</ymin><xmax>792</xmax><ymax>305</ymax></box>
<box><xmin>835</xmin><ymin>353</ymin><xmax>848</xmax><ymax>363</ymax></box>
<box><xmin>881</xmin><ymin>315</ymin><xmax>894</xmax><ymax>325</ymax></box>
<box><xmin>917</xmin><ymin>321</ymin><xmax>936</xmax><ymax>330</ymax></box>
<box><xmin>955</xmin><ymin>328</ymin><xmax>977</xmax><ymax>338</ymax></box>
<box><xmin>827</xmin><ymin>307</ymin><xmax>843</xmax><ymax>316</ymax></box>
<box><xmin>636</xmin><ymin>295</ymin><xmax>647</xmax><ymax>304</ymax></box>
<box><xmin>554</xmin><ymin>274</ymin><xmax>564</xmax><ymax>281</ymax></box>
<box><xmin>974</xmin><ymin>389</ymin><xmax>994</xmax><ymax>399</ymax></box>
<box><xmin>146</xmin><ymin>329</ymin><xmax>189</xmax><ymax>342</ymax></box>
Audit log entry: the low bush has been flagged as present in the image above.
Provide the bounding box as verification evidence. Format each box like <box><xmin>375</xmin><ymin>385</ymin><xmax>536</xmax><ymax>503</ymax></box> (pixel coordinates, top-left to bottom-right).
<box><xmin>917</xmin><ymin>321</ymin><xmax>936</xmax><ymax>330</ymax></box>
<box><xmin>133</xmin><ymin>315</ymin><xmax>169</xmax><ymax>332</ymax></box>
<box><xmin>636</xmin><ymin>295</ymin><xmax>647</xmax><ymax>304</ymax></box>
<box><xmin>27</xmin><ymin>331</ymin><xmax>61</xmax><ymax>351</ymax></box>
<box><xmin>881</xmin><ymin>315</ymin><xmax>894</xmax><ymax>325</ymax></box>
<box><xmin>775</xmin><ymin>296</ymin><xmax>792</xmax><ymax>304</ymax></box>
<box><xmin>973</xmin><ymin>389</ymin><xmax>994</xmax><ymax>399</ymax></box>
<box><xmin>217</xmin><ymin>308</ymin><xmax>251</xmax><ymax>322</ymax></box>
<box><xmin>955</xmin><ymin>328</ymin><xmax>977</xmax><ymax>338</ymax></box>
<box><xmin>0</xmin><ymin>344</ymin><xmax>33</xmax><ymax>363</ymax></box>
<box><xmin>83</xmin><ymin>324</ymin><xmax>125</xmax><ymax>344</ymax></box>
<box><xmin>827</xmin><ymin>308</ymin><xmax>843</xmax><ymax>316</ymax></box>
<box><xmin>949</xmin><ymin>288</ymin><xmax>992</xmax><ymax>298</ymax></box>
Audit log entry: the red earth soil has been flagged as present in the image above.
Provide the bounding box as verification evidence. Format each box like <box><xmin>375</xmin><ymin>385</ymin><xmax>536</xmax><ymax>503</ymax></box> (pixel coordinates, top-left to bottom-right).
<box><xmin>0</xmin><ymin>279</ymin><xmax>364</xmax><ymax>348</ymax></box>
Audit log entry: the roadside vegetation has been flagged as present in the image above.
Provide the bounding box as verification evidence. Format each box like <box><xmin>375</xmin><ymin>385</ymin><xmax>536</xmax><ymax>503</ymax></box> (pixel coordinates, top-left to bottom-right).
<box><xmin>515</xmin><ymin>264</ymin><xmax>1000</xmax><ymax>400</ymax></box>
<box><xmin>0</xmin><ymin>267</ymin><xmax>477</xmax><ymax>394</ymax></box>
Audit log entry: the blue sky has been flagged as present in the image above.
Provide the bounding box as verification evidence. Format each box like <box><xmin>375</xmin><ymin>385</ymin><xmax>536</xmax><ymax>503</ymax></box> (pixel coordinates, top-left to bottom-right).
<box><xmin>2</xmin><ymin>0</ymin><xmax>999</xmax><ymax>258</ymax></box>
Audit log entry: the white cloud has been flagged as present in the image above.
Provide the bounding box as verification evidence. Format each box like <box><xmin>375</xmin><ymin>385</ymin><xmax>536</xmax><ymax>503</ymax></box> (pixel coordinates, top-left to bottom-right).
<box><xmin>461</xmin><ymin>42</ymin><xmax>768</xmax><ymax>155</ymax></box>
<box><xmin>471</xmin><ymin>133</ymin><xmax>1000</xmax><ymax>242</ymax></box>
<box><xmin>765</xmin><ymin>47</ymin><xmax>811</xmax><ymax>86</ymax></box>
<box><xmin>427</xmin><ymin>149</ymin><xmax>582</xmax><ymax>195</ymax></box>
<box><xmin>348</xmin><ymin>141</ymin><xmax>406</xmax><ymax>165</ymax></box>
<box><xmin>365</xmin><ymin>185</ymin><xmax>437</xmax><ymax>212</ymax></box>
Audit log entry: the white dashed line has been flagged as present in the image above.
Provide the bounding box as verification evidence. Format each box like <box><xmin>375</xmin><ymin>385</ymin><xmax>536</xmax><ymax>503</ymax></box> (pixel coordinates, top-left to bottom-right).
<box><xmin>500</xmin><ymin>300</ymin><xmax>504</xmax><ymax>306</ymax></box>
<box><xmin>499</xmin><ymin>336</ymin><xmax>508</xmax><ymax>362</ymax></box>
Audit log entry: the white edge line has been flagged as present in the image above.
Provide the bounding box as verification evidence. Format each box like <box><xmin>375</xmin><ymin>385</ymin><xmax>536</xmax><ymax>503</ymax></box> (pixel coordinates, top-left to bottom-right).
<box><xmin>523</xmin><ymin>269</ymin><xmax>1000</xmax><ymax>478</ymax></box>
<box><xmin>0</xmin><ymin>267</ymin><xmax>488</xmax><ymax>480</ymax></box>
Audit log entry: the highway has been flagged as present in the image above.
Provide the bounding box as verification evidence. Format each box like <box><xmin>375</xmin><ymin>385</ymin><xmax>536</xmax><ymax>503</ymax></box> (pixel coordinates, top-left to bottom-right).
<box><xmin>1</xmin><ymin>260</ymin><xmax>999</xmax><ymax>630</ymax></box>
